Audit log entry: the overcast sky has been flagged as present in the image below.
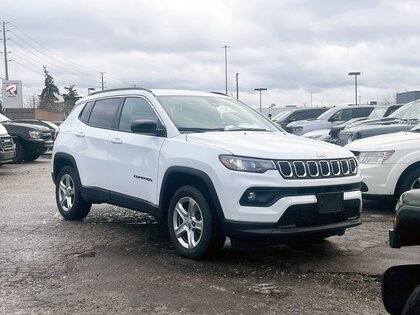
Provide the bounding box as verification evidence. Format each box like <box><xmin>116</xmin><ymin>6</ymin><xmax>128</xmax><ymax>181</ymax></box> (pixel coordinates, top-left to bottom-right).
<box><xmin>2</xmin><ymin>0</ymin><xmax>420</xmax><ymax>108</ymax></box>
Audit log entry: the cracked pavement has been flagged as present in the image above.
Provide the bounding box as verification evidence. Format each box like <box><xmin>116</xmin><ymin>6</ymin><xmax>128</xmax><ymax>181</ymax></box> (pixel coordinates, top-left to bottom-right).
<box><xmin>1</xmin><ymin>157</ymin><xmax>420</xmax><ymax>314</ymax></box>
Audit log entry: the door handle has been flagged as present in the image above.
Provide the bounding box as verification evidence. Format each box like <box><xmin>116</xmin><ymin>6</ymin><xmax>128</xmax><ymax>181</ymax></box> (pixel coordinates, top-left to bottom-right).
<box><xmin>111</xmin><ymin>138</ymin><xmax>123</xmax><ymax>144</ymax></box>
<box><xmin>75</xmin><ymin>131</ymin><xmax>85</xmax><ymax>138</ymax></box>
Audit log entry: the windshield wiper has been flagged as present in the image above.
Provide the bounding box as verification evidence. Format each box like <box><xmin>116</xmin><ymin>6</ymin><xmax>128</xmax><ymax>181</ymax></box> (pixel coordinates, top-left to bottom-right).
<box><xmin>178</xmin><ymin>127</ymin><xmax>225</xmax><ymax>133</ymax></box>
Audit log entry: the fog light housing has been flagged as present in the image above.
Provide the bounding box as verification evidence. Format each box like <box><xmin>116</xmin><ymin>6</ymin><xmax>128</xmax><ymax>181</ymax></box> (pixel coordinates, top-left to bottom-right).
<box><xmin>247</xmin><ymin>192</ymin><xmax>256</xmax><ymax>201</ymax></box>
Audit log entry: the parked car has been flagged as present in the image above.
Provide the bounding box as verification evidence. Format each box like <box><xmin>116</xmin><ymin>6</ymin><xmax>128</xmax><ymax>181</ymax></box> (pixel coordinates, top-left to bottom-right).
<box><xmin>0</xmin><ymin>123</ymin><xmax>16</xmax><ymax>166</ymax></box>
<box><xmin>0</xmin><ymin>113</ymin><xmax>54</xmax><ymax>163</ymax></box>
<box><xmin>13</xmin><ymin>119</ymin><xmax>57</xmax><ymax>153</ymax></box>
<box><xmin>285</xmin><ymin>105</ymin><xmax>374</xmax><ymax>135</ymax></box>
<box><xmin>52</xmin><ymin>88</ymin><xmax>362</xmax><ymax>259</ymax></box>
<box><xmin>336</xmin><ymin>100</ymin><xmax>420</xmax><ymax>146</ymax></box>
<box><xmin>272</xmin><ymin>107</ymin><xmax>328</xmax><ymax>130</ymax></box>
<box><xmin>329</xmin><ymin>104</ymin><xmax>403</xmax><ymax>144</ymax></box>
<box><xmin>346</xmin><ymin>124</ymin><xmax>420</xmax><ymax>200</ymax></box>
<box><xmin>382</xmin><ymin>189</ymin><xmax>420</xmax><ymax>314</ymax></box>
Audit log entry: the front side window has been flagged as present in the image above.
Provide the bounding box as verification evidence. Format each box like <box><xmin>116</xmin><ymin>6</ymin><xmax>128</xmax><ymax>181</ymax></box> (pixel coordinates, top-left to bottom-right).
<box><xmin>88</xmin><ymin>98</ymin><xmax>121</xmax><ymax>129</ymax></box>
<box><xmin>330</xmin><ymin>109</ymin><xmax>352</xmax><ymax>121</ymax></box>
<box><xmin>118</xmin><ymin>97</ymin><xmax>158</xmax><ymax>132</ymax></box>
<box><xmin>157</xmin><ymin>95</ymin><xmax>279</xmax><ymax>133</ymax></box>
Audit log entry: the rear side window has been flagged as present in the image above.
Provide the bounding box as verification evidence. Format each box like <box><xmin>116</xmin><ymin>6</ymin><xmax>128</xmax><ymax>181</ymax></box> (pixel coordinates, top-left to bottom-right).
<box><xmin>79</xmin><ymin>102</ymin><xmax>94</xmax><ymax>123</ymax></box>
<box><xmin>118</xmin><ymin>97</ymin><xmax>158</xmax><ymax>132</ymax></box>
<box><xmin>88</xmin><ymin>98</ymin><xmax>121</xmax><ymax>129</ymax></box>
<box><xmin>352</xmin><ymin>107</ymin><xmax>373</xmax><ymax>118</ymax></box>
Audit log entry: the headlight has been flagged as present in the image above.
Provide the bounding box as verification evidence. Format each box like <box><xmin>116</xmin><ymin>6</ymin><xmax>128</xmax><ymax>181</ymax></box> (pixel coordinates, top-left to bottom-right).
<box><xmin>28</xmin><ymin>130</ymin><xmax>41</xmax><ymax>139</ymax></box>
<box><xmin>293</xmin><ymin>127</ymin><xmax>303</xmax><ymax>134</ymax></box>
<box><xmin>219</xmin><ymin>155</ymin><xmax>276</xmax><ymax>173</ymax></box>
<box><xmin>358</xmin><ymin>151</ymin><xmax>394</xmax><ymax>164</ymax></box>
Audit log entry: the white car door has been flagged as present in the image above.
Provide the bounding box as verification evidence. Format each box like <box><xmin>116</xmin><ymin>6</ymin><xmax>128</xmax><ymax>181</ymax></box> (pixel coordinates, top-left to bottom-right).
<box><xmin>107</xmin><ymin>96</ymin><xmax>165</xmax><ymax>206</ymax></box>
<box><xmin>73</xmin><ymin>97</ymin><xmax>122</xmax><ymax>190</ymax></box>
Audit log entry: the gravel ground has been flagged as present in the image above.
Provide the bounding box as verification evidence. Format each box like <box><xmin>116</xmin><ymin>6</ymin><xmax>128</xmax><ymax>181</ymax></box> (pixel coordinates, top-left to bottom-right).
<box><xmin>1</xmin><ymin>157</ymin><xmax>419</xmax><ymax>314</ymax></box>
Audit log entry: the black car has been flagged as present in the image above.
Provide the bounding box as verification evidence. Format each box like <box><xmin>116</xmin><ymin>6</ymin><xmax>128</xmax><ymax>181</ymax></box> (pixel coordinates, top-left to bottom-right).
<box><xmin>336</xmin><ymin>100</ymin><xmax>420</xmax><ymax>146</ymax></box>
<box><xmin>0</xmin><ymin>114</ymin><xmax>54</xmax><ymax>163</ymax></box>
<box><xmin>383</xmin><ymin>189</ymin><xmax>420</xmax><ymax>314</ymax></box>
<box><xmin>329</xmin><ymin>104</ymin><xmax>402</xmax><ymax>143</ymax></box>
<box><xmin>272</xmin><ymin>107</ymin><xmax>328</xmax><ymax>130</ymax></box>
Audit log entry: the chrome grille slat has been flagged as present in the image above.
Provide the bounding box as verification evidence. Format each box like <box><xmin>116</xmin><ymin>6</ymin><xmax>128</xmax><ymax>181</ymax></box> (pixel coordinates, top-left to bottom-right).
<box><xmin>276</xmin><ymin>158</ymin><xmax>358</xmax><ymax>179</ymax></box>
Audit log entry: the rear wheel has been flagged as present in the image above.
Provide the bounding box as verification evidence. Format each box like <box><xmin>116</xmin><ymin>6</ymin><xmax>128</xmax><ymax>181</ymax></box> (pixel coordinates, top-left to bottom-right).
<box><xmin>167</xmin><ymin>186</ymin><xmax>225</xmax><ymax>260</ymax></box>
<box><xmin>56</xmin><ymin>166</ymin><xmax>91</xmax><ymax>220</ymax></box>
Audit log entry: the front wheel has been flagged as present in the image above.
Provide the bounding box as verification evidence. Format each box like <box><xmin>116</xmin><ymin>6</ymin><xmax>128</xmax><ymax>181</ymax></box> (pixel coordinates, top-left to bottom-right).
<box><xmin>396</xmin><ymin>168</ymin><xmax>420</xmax><ymax>198</ymax></box>
<box><xmin>55</xmin><ymin>166</ymin><xmax>91</xmax><ymax>220</ymax></box>
<box><xmin>167</xmin><ymin>186</ymin><xmax>225</xmax><ymax>260</ymax></box>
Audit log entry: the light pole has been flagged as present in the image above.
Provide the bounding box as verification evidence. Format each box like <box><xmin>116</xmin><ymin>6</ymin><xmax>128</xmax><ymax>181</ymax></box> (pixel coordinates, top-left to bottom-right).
<box><xmin>254</xmin><ymin>88</ymin><xmax>267</xmax><ymax>113</ymax></box>
<box><xmin>222</xmin><ymin>45</ymin><xmax>230</xmax><ymax>94</ymax></box>
<box><xmin>235</xmin><ymin>73</ymin><xmax>239</xmax><ymax>99</ymax></box>
<box><xmin>348</xmin><ymin>72</ymin><xmax>361</xmax><ymax>105</ymax></box>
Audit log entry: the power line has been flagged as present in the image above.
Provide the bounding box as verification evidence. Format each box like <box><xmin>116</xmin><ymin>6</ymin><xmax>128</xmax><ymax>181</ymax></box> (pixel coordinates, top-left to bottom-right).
<box><xmin>8</xmin><ymin>22</ymin><xmax>99</xmax><ymax>74</ymax></box>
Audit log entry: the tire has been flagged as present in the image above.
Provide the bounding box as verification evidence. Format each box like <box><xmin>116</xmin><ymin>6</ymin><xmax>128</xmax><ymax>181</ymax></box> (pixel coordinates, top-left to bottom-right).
<box><xmin>12</xmin><ymin>140</ymin><xmax>25</xmax><ymax>163</ymax></box>
<box><xmin>25</xmin><ymin>151</ymin><xmax>41</xmax><ymax>162</ymax></box>
<box><xmin>55</xmin><ymin>166</ymin><xmax>91</xmax><ymax>220</ymax></box>
<box><xmin>396</xmin><ymin>168</ymin><xmax>420</xmax><ymax>198</ymax></box>
<box><xmin>167</xmin><ymin>186</ymin><xmax>226</xmax><ymax>260</ymax></box>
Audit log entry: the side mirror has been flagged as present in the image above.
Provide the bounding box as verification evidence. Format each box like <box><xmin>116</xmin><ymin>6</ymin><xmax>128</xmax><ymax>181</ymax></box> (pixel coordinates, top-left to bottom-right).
<box><xmin>382</xmin><ymin>265</ymin><xmax>420</xmax><ymax>314</ymax></box>
<box><xmin>130</xmin><ymin>120</ymin><xmax>166</xmax><ymax>137</ymax></box>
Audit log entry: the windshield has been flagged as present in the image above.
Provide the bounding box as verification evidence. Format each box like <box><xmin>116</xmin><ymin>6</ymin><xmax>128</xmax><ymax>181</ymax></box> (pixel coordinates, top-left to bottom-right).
<box><xmin>317</xmin><ymin>107</ymin><xmax>339</xmax><ymax>120</ymax></box>
<box><xmin>272</xmin><ymin>111</ymin><xmax>291</xmax><ymax>121</ymax></box>
<box><xmin>388</xmin><ymin>101</ymin><xmax>420</xmax><ymax>119</ymax></box>
<box><xmin>0</xmin><ymin>113</ymin><xmax>11</xmax><ymax>123</ymax></box>
<box><xmin>368</xmin><ymin>107</ymin><xmax>388</xmax><ymax>119</ymax></box>
<box><xmin>157</xmin><ymin>95</ymin><xmax>280</xmax><ymax>133</ymax></box>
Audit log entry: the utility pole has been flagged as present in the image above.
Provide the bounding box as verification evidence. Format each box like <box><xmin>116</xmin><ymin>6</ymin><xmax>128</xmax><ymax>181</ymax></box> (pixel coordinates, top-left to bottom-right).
<box><xmin>222</xmin><ymin>45</ymin><xmax>230</xmax><ymax>95</ymax></box>
<box><xmin>2</xmin><ymin>22</ymin><xmax>9</xmax><ymax>80</ymax></box>
<box><xmin>99</xmin><ymin>72</ymin><xmax>105</xmax><ymax>91</ymax></box>
<box><xmin>235</xmin><ymin>73</ymin><xmax>239</xmax><ymax>99</ymax></box>
<box><xmin>310</xmin><ymin>92</ymin><xmax>313</xmax><ymax>107</ymax></box>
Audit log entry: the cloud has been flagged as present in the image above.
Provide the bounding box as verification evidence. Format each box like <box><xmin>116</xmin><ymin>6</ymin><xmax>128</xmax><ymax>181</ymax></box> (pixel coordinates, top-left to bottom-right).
<box><xmin>2</xmin><ymin>0</ymin><xmax>420</xmax><ymax>108</ymax></box>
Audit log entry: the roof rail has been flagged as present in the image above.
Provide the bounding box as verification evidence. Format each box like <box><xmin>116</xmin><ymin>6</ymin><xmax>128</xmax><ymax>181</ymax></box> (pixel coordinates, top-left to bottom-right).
<box><xmin>90</xmin><ymin>87</ymin><xmax>153</xmax><ymax>96</ymax></box>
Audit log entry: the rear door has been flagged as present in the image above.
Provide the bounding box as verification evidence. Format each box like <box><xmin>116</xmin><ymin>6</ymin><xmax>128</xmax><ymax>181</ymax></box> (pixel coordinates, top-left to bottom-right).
<box><xmin>108</xmin><ymin>96</ymin><xmax>165</xmax><ymax>206</ymax></box>
<box><xmin>73</xmin><ymin>98</ymin><xmax>122</xmax><ymax>190</ymax></box>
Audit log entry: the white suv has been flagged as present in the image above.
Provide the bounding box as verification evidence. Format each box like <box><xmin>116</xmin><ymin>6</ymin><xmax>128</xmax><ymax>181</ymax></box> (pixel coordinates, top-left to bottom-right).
<box><xmin>52</xmin><ymin>88</ymin><xmax>363</xmax><ymax>259</ymax></box>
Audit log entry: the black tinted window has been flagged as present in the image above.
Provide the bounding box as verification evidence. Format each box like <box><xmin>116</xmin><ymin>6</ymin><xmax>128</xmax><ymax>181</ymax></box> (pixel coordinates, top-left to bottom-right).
<box><xmin>79</xmin><ymin>102</ymin><xmax>94</xmax><ymax>123</ymax></box>
<box><xmin>352</xmin><ymin>107</ymin><xmax>373</xmax><ymax>118</ymax></box>
<box><xmin>88</xmin><ymin>98</ymin><xmax>121</xmax><ymax>129</ymax></box>
<box><xmin>118</xmin><ymin>97</ymin><xmax>157</xmax><ymax>132</ymax></box>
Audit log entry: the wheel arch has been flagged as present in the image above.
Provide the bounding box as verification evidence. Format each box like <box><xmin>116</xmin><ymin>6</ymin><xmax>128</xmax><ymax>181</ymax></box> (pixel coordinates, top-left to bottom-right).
<box><xmin>159</xmin><ymin>166</ymin><xmax>225</xmax><ymax>223</ymax></box>
<box><xmin>394</xmin><ymin>161</ymin><xmax>420</xmax><ymax>197</ymax></box>
<box><xmin>53</xmin><ymin>153</ymin><xmax>80</xmax><ymax>185</ymax></box>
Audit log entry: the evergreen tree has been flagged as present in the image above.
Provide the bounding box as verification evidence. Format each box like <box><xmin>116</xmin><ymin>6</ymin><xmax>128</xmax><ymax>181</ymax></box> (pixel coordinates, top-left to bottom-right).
<box><xmin>62</xmin><ymin>84</ymin><xmax>82</xmax><ymax>113</ymax></box>
<box><xmin>0</xmin><ymin>99</ymin><xmax>5</xmax><ymax>115</ymax></box>
<box><xmin>39</xmin><ymin>66</ymin><xmax>60</xmax><ymax>110</ymax></box>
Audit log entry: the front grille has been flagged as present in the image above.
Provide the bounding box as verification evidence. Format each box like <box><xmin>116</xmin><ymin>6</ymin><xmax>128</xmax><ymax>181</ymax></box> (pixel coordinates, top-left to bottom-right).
<box><xmin>277</xmin><ymin>199</ymin><xmax>360</xmax><ymax>228</ymax></box>
<box><xmin>0</xmin><ymin>136</ymin><xmax>14</xmax><ymax>151</ymax></box>
<box><xmin>41</xmin><ymin>132</ymin><xmax>52</xmax><ymax>141</ymax></box>
<box><xmin>277</xmin><ymin>158</ymin><xmax>358</xmax><ymax>179</ymax></box>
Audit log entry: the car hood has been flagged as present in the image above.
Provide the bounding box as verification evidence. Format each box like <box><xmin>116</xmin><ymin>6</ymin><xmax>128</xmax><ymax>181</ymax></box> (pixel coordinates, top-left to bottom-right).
<box><xmin>346</xmin><ymin>131</ymin><xmax>420</xmax><ymax>151</ymax></box>
<box><xmin>3</xmin><ymin>121</ymin><xmax>50</xmax><ymax>132</ymax></box>
<box><xmin>342</xmin><ymin>122</ymin><xmax>414</xmax><ymax>135</ymax></box>
<box><xmin>186</xmin><ymin>131</ymin><xmax>353</xmax><ymax>159</ymax></box>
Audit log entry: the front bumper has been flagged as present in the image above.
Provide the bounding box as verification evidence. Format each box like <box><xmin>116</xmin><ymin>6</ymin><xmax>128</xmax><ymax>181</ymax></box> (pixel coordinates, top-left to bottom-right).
<box><xmin>222</xmin><ymin>218</ymin><xmax>361</xmax><ymax>240</ymax></box>
<box><xmin>358</xmin><ymin>163</ymin><xmax>398</xmax><ymax>197</ymax></box>
<box><xmin>0</xmin><ymin>150</ymin><xmax>16</xmax><ymax>164</ymax></box>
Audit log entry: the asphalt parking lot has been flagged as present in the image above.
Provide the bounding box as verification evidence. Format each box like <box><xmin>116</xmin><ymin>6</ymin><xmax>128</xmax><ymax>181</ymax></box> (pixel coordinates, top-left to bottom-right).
<box><xmin>1</xmin><ymin>157</ymin><xmax>420</xmax><ymax>314</ymax></box>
